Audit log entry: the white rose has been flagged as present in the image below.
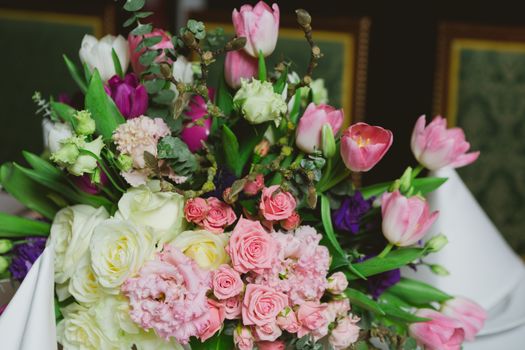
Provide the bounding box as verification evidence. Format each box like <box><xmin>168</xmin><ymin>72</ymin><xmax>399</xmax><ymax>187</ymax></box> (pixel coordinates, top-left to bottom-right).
<box><xmin>57</xmin><ymin>303</ymin><xmax>115</xmax><ymax>350</ymax></box>
<box><xmin>42</xmin><ymin>119</ymin><xmax>73</xmax><ymax>153</ymax></box>
<box><xmin>117</xmin><ymin>180</ymin><xmax>185</xmax><ymax>244</ymax></box>
<box><xmin>68</xmin><ymin>256</ymin><xmax>105</xmax><ymax>304</ymax></box>
<box><xmin>48</xmin><ymin>205</ymin><xmax>109</xmax><ymax>284</ymax></box>
<box><xmin>90</xmin><ymin>219</ymin><xmax>155</xmax><ymax>292</ymax></box>
<box><xmin>93</xmin><ymin>296</ymin><xmax>139</xmax><ymax>347</ymax></box>
<box><xmin>170</xmin><ymin>229</ymin><xmax>230</xmax><ymax>270</ymax></box>
<box><xmin>233</xmin><ymin>78</ymin><xmax>287</xmax><ymax>125</ymax></box>
<box><xmin>68</xmin><ymin>136</ymin><xmax>105</xmax><ymax>176</ymax></box>
<box><xmin>79</xmin><ymin>34</ymin><xmax>130</xmax><ymax>82</ymax></box>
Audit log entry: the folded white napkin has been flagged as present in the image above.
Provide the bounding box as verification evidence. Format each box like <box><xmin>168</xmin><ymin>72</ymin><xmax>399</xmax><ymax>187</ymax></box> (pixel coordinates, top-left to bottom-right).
<box><xmin>0</xmin><ymin>245</ymin><xmax>57</xmax><ymax>350</ymax></box>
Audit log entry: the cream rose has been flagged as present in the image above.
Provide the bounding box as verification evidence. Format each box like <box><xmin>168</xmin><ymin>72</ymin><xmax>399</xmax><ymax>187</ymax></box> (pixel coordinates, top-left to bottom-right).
<box><xmin>170</xmin><ymin>229</ymin><xmax>230</xmax><ymax>270</ymax></box>
<box><xmin>233</xmin><ymin>78</ymin><xmax>287</xmax><ymax>125</ymax></box>
<box><xmin>68</xmin><ymin>257</ymin><xmax>105</xmax><ymax>304</ymax></box>
<box><xmin>90</xmin><ymin>219</ymin><xmax>155</xmax><ymax>292</ymax></box>
<box><xmin>117</xmin><ymin>181</ymin><xmax>185</xmax><ymax>243</ymax></box>
<box><xmin>93</xmin><ymin>296</ymin><xmax>139</xmax><ymax>346</ymax></box>
<box><xmin>47</xmin><ymin>205</ymin><xmax>109</xmax><ymax>284</ymax></box>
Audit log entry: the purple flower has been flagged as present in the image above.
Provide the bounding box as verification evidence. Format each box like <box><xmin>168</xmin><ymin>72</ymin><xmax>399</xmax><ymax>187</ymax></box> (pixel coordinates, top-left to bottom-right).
<box><xmin>332</xmin><ymin>191</ymin><xmax>374</xmax><ymax>234</ymax></box>
<box><xmin>367</xmin><ymin>268</ymin><xmax>401</xmax><ymax>299</ymax></box>
<box><xmin>105</xmin><ymin>73</ymin><xmax>148</xmax><ymax>119</ymax></box>
<box><xmin>71</xmin><ymin>170</ymin><xmax>108</xmax><ymax>195</ymax></box>
<box><xmin>9</xmin><ymin>237</ymin><xmax>47</xmax><ymax>281</ymax></box>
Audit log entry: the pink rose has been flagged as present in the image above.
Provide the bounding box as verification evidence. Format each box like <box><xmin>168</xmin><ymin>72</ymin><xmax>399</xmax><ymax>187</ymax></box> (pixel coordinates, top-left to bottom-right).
<box><xmin>280</xmin><ymin>211</ymin><xmax>301</xmax><ymax>231</ymax></box>
<box><xmin>276</xmin><ymin>307</ymin><xmax>300</xmax><ymax>333</ymax></box>
<box><xmin>242</xmin><ymin>284</ymin><xmax>288</xmax><ymax>326</ymax></box>
<box><xmin>184</xmin><ymin>197</ymin><xmax>209</xmax><ymax>223</ymax></box>
<box><xmin>234</xmin><ymin>327</ymin><xmax>254</xmax><ymax>350</ymax></box>
<box><xmin>198</xmin><ymin>299</ymin><xmax>226</xmax><ymax>341</ymax></box>
<box><xmin>329</xmin><ymin>316</ymin><xmax>360</xmax><ymax>350</ymax></box>
<box><xmin>244</xmin><ymin>174</ymin><xmax>265</xmax><ymax>196</ymax></box>
<box><xmin>221</xmin><ymin>296</ymin><xmax>242</xmax><ymax>320</ymax></box>
<box><xmin>259</xmin><ymin>185</ymin><xmax>297</xmax><ymax>221</ymax></box>
<box><xmin>212</xmin><ymin>264</ymin><xmax>244</xmax><ymax>300</ymax></box>
<box><xmin>227</xmin><ymin>218</ymin><xmax>276</xmax><ymax>273</ymax></box>
<box><xmin>326</xmin><ymin>299</ymin><xmax>351</xmax><ymax>323</ymax></box>
<box><xmin>409</xmin><ymin>309</ymin><xmax>465</xmax><ymax>350</ymax></box>
<box><xmin>254</xmin><ymin>322</ymin><xmax>282</xmax><ymax>342</ymax></box>
<box><xmin>202</xmin><ymin>197</ymin><xmax>237</xmax><ymax>233</ymax></box>
<box><xmin>411</xmin><ymin>115</ymin><xmax>479</xmax><ymax>171</ymax></box>
<box><xmin>327</xmin><ymin>272</ymin><xmax>348</xmax><ymax>295</ymax></box>
<box><xmin>257</xmin><ymin>340</ymin><xmax>286</xmax><ymax>350</ymax></box>
<box><xmin>295</xmin><ymin>103</ymin><xmax>344</xmax><ymax>154</ymax></box>
<box><xmin>297</xmin><ymin>301</ymin><xmax>329</xmax><ymax>338</ymax></box>
<box><xmin>442</xmin><ymin>297</ymin><xmax>486</xmax><ymax>341</ymax></box>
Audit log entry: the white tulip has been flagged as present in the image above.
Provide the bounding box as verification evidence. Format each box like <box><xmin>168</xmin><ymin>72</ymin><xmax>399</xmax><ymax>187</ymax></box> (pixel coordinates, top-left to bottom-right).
<box><xmin>172</xmin><ymin>56</ymin><xmax>194</xmax><ymax>84</ymax></box>
<box><xmin>42</xmin><ymin>118</ymin><xmax>73</xmax><ymax>153</ymax></box>
<box><xmin>79</xmin><ymin>34</ymin><xmax>130</xmax><ymax>82</ymax></box>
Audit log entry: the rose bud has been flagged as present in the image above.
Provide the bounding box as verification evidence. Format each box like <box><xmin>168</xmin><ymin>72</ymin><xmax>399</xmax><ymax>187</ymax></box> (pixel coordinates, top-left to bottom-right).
<box><xmin>442</xmin><ymin>297</ymin><xmax>487</xmax><ymax>341</ymax></box>
<box><xmin>280</xmin><ymin>211</ymin><xmax>301</xmax><ymax>231</ymax></box>
<box><xmin>224</xmin><ymin>50</ymin><xmax>258</xmax><ymax>89</ymax></box>
<box><xmin>295</xmin><ymin>103</ymin><xmax>343</xmax><ymax>154</ymax></box>
<box><xmin>411</xmin><ymin>115</ymin><xmax>479</xmax><ymax>171</ymax></box>
<box><xmin>340</xmin><ymin>122</ymin><xmax>393</xmax><ymax>172</ymax></box>
<box><xmin>79</xmin><ymin>34</ymin><xmax>129</xmax><ymax>82</ymax></box>
<box><xmin>104</xmin><ymin>73</ymin><xmax>148</xmax><ymax>119</ymax></box>
<box><xmin>244</xmin><ymin>174</ymin><xmax>265</xmax><ymax>196</ymax></box>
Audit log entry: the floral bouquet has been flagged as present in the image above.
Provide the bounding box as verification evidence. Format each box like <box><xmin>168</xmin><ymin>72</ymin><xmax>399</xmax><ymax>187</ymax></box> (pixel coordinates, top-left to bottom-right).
<box><xmin>0</xmin><ymin>0</ymin><xmax>487</xmax><ymax>349</ymax></box>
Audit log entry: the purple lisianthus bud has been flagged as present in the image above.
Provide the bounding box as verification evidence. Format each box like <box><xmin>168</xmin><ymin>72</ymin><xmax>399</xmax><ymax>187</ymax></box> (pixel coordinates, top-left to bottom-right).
<box><xmin>71</xmin><ymin>170</ymin><xmax>108</xmax><ymax>195</ymax></box>
<box><xmin>332</xmin><ymin>191</ymin><xmax>374</xmax><ymax>234</ymax></box>
<box><xmin>105</xmin><ymin>73</ymin><xmax>148</xmax><ymax>119</ymax></box>
<box><xmin>180</xmin><ymin>88</ymin><xmax>215</xmax><ymax>152</ymax></box>
<box><xmin>9</xmin><ymin>237</ymin><xmax>47</xmax><ymax>281</ymax></box>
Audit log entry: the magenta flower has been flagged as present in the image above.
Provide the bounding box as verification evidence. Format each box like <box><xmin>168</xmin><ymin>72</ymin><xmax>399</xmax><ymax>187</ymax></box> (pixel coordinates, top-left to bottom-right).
<box><xmin>180</xmin><ymin>89</ymin><xmax>214</xmax><ymax>152</ymax></box>
<box><xmin>105</xmin><ymin>73</ymin><xmax>148</xmax><ymax>119</ymax></box>
<box><xmin>71</xmin><ymin>171</ymin><xmax>108</xmax><ymax>195</ymax></box>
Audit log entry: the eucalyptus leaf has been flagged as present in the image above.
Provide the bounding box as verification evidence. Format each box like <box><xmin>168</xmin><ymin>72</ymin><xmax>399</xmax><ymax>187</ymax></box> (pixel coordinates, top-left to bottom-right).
<box><xmin>140</xmin><ymin>35</ymin><xmax>163</xmax><ymax>48</ymax></box>
<box><xmin>123</xmin><ymin>15</ymin><xmax>137</xmax><ymax>28</ymax></box>
<box><xmin>144</xmin><ymin>79</ymin><xmax>166</xmax><ymax>94</ymax></box>
<box><xmin>157</xmin><ymin>136</ymin><xmax>198</xmax><ymax>177</ymax></box>
<box><xmin>123</xmin><ymin>0</ymin><xmax>145</xmax><ymax>12</ymax></box>
<box><xmin>139</xmin><ymin>50</ymin><xmax>159</xmax><ymax>67</ymax></box>
<box><xmin>152</xmin><ymin>89</ymin><xmax>175</xmax><ymax>105</ymax></box>
<box><xmin>135</xmin><ymin>11</ymin><xmax>153</xmax><ymax>19</ymax></box>
<box><xmin>131</xmin><ymin>23</ymin><xmax>153</xmax><ymax>36</ymax></box>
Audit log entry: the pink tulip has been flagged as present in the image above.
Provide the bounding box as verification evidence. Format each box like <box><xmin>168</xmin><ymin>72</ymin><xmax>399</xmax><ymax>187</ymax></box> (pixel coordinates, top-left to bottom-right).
<box><xmin>224</xmin><ymin>50</ymin><xmax>258</xmax><ymax>89</ymax></box>
<box><xmin>381</xmin><ymin>190</ymin><xmax>438</xmax><ymax>247</ymax></box>
<box><xmin>442</xmin><ymin>297</ymin><xmax>486</xmax><ymax>341</ymax></box>
<box><xmin>128</xmin><ymin>28</ymin><xmax>173</xmax><ymax>76</ymax></box>
<box><xmin>411</xmin><ymin>115</ymin><xmax>480</xmax><ymax>171</ymax></box>
<box><xmin>295</xmin><ymin>103</ymin><xmax>344</xmax><ymax>154</ymax></box>
<box><xmin>180</xmin><ymin>89</ymin><xmax>215</xmax><ymax>153</ymax></box>
<box><xmin>232</xmin><ymin>1</ymin><xmax>280</xmax><ymax>57</ymax></box>
<box><xmin>409</xmin><ymin>309</ymin><xmax>465</xmax><ymax>350</ymax></box>
<box><xmin>340</xmin><ymin>123</ymin><xmax>393</xmax><ymax>172</ymax></box>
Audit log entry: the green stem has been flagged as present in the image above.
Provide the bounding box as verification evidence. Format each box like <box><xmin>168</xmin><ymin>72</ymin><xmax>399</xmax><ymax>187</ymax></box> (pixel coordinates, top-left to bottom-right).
<box><xmin>79</xmin><ymin>150</ymin><xmax>126</xmax><ymax>193</ymax></box>
<box><xmin>291</xmin><ymin>153</ymin><xmax>305</xmax><ymax>167</ymax></box>
<box><xmin>378</xmin><ymin>243</ymin><xmax>394</xmax><ymax>258</ymax></box>
<box><xmin>412</xmin><ymin>164</ymin><xmax>424</xmax><ymax>179</ymax></box>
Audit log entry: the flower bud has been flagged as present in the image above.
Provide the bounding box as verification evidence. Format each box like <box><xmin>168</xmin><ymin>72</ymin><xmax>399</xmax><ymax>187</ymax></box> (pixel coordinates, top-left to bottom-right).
<box><xmin>430</xmin><ymin>264</ymin><xmax>450</xmax><ymax>276</ymax></box>
<box><xmin>399</xmin><ymin>167</ymin><xmax>413</xmax><ymax>193</ymax></box>
<box><xmin>321</xmin><ymin>123</ymin><xmax>336</xmax><ymax>158</ymax></box>
<box><xmin>295</xmin><ymin>9</ymin><xmax>312</xmax><ymax>27</ymax></box>
<box><xmin>0</xmin><ymin>239</ymin><xmax>13</xmax><ymax>254</ymax></box>
<box><xmin>425</xmin><ymin>234</ymin><xmax>448</xmax><ymax>253</ymax></box>
<box><xmin>51</xmin><ymin>142</ymin><xmax>80</xmax><ymax>167</ymax></box>
<box><xmin>117</xmin><ymin>154</ymin><xmax>133</xmax><ymax>172</ymax></box>
<box><xmin>0</xmin><ymin>256</ymin><xmax>9</xmax><ymax>274</ymax></box>
<box><xmin>74</xmin><ymin>110</ymin><xmax>96</xmax><ymax>136</ymax></box>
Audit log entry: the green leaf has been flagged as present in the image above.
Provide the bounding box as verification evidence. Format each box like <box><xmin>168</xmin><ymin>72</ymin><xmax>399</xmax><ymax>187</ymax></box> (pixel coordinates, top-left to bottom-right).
<box><xmin>413</xmin><ymin>177</ymin><xmax>448</xmax><ymax>195</ymax></box>
<box><xmin>273</xmin><ymin>66</ymin><xmax>288</xmax><ymax>94</ymax></box>
<box><xmin>63</xmin><ymin>54</ymin><xmax>87</xmax><ymax>93</ymax></box>
<box><xmin>346</xmin><ymin>248</ymin><xmax>426</xmax><ymax>280</ymax></box>
<box><xmin>50</xmin><ymin>102</ymin><xmax>77</xmax><ymax>128</ymax></box>
<box><xmin>355</xmin><ymin>341</ymin><xmax>369</xmax><ymax>350</ymax></box>
<box><xmin>85</xmin><ymin>69</ymin><xmax>125</xmax><ymax>140</ymax></box>
<box><xmin>289</xmin><ymin>88</ymin><xmax>302</xmax><ymax>124</ymax></box>
<box><xmin>189</xmin><ymin>332</ymin><xmax>233</xmax><ymax>350</ymax></box>
<box><xmin>222</xmin><ymin>125</ymin><xmax>241</xmax><ymax>176</ymax></box>
<box><xmin>157</xmin><ymin>136</ymin><xmax>198</xmax><ymax>177</ymax></box>
<box><xmin>135</xmin><ymin>11</ymin><xmax>153</xmax><ymax>19</ymax></box>
<box><xmin>215</xmin><ymin>72</ymin><xmax>233</xmax><ymax>118</ymax></box>
<box><xmin>83</xmin><ymin>62</ymin><xmax>92</xmax><ymax>82</ymax></box>
<box><xmin>152</xmin><ymin>89</ymin><xmax>175</xmax><ymax>105</ymax></box>
<box><xmin>258</xmin><ymin>50</ymin><xmax>267</xmax><ymax>81</ymax></box>
<box><xmin>130</xmin><ymin>23</ymin><xmax>153</xmax><ymax>36</ymax></box>
<box><xmin>380</xmin><ymin>302</ymin><xmax>430</xmax><ymax>323</ymax></box>
<box><xmin>111</xmin><ymin>48</ymin><xmax>124</xmax><ymax>78</ymax></box>
<box><xmin>123</xmin><ymin>0</ymin><xmax>145</xmax><ymax>12</ymax></box>
<box><xmin>403</xmin><ymin>337</ymin><xmax>418</xmax><ymax>350</ymax></box>
<box><xmin>140</xmin><ymin>35</ymin><xmax>163</xmax><ymax>49</ymax></box>
<box><xmin>123</xmin><ymin>15</ymin><xmax>137</xmax><ymax>28</ymax></box>
<box><xmin>143</xmin><ymin>79</ymin><xmax>166</xmax><ymax>94</ymax></box>
<box><xmin>0</xmin><ymin>212</ymin><xmax>50</xmax><ymax>237</ymax></box>
<box><xmin>139</xmin><ymin>50</ymin><xmax>159</xmax><ymax>66</ymax></box>
<box><xmin>320</xmin><ymin>195</ymin><xmax>345</xmax><ymax>257</ymax></box>
<box><xmin>386</xmin><ymin>277</ymin><xmax>453</xmax><ymax>306</ymax></box>
<box><xmin>360</xmin><ymin>181</ymin><xmax>391</xmax><ymax>199</ymax></box>
<box><xmin>22</xmin><ymin>151</ymin><xmax>63</xmax><ymax>180</ymax></box>
<box><xmin>345</xmin><ymin>288</ymin><xmax>385</xmax><ymax>316</ymax></box>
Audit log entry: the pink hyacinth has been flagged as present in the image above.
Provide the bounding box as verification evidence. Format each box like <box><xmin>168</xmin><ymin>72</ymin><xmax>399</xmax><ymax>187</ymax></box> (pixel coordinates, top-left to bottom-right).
<box><xmin>411</xmin><ymin>115</ymin><xmax>479</xmax><ymax>171</ymax></box>
<box><xmin>121</xmin><ymin>245</ymin><xmax>211</xmax><ymax>344</ymax></box>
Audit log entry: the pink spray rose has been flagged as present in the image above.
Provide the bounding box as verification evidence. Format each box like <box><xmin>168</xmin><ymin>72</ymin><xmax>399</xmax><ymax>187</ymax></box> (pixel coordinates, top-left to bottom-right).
<box><xmin>257</xmin><ymin>340</ymin><xmax>286</xmax><ymax>350</ymax></box>
<box><xmin>184</xmin><ymin>197</ymin><xmax>209</xmax><ymax>223</ymax></box>
<box><xmin>224</xmin><ymin>50</ymin><xmax>258</xmax><ymax>89</ymax></box>
<box><xmin>244</xmin><ymin>173</ymin><xmax>265</xmax><ymax>196</ymax></box>
<box><xmin>201</xmin><ymin>197</ymin><xmax>237</xmax><ymax>233</ymax></box>
<box><xmin>227</xmin><ymin>218</ymin><xmax>276</xmax><ymax>273</ymax></box>
<box><xmin>295</xmin><ymin>103</ymin><xmax>344</xmax><ymax>154</ymax></box>
<box><xmin>234</xmin><ymin>327</ymin><xmax>254</xmax><ymax>350</ymax></box>
<box><xmin>242</xmin><ymin>284</ymin><xmax>288</xmax><ymax>327</ymax></box>
<box><xmin>198</xmin><ymin>299</ymin><xmax>226</xmax><ymax>342</ymax></box>
<box><xmin>128</xmin><ymin>28</ymin><xmax>173</xmax><ymax>75</ymax></box>
<box><xmin>381</xmin><ymin>190</ymin><xmax>439</xmax><ymax>247</ymax></box>
<box><xmin>411</xmin><ymin>115</ymin><xmax>480</xmax><ymax>171</ymax></box>
<box><xmin>121</xmin><ymin>245</ymin><xmax>210</xmax><ymax>344</ymax></box>
<box><xmin>326</xmin><ymin>298</ymin><xmax>351</xmax><ymax>323</ymax></box>
<box><xmin>259</xmin><ymin>185</ymin><xmax>297</xmax><ymax>221</ymax></box>
<box><xmin>329</xmin><ymin>315</ymin><xmax>361</xmax><ymax>350</ymax></box>
<box><xmin>221</xmin><ymin>296</ymin><xmax>242</xmax><ymax>320</ymax></box>
<box><xmin>276</xmin><ymin>307</ymin><xmax>300</xmax><ymax>333</ymax></box>
<box><xmin>232</xmin><ymin>1</ymin><xmax>280</xmax><ymax>57</ymax></box>
<box><xmin>254</xmin><ymin>322</ymin><xmax>282</xmax><ymax>342</ymax></box>
<box><xmin>409</xmin><ymin>309</ymin><xmax>465</xmax><ymax>350</ymax></box>
<box><xmin>327</xmin><ymin>272</ymin><xmax>349</xmax><ymax>295</ymax></box>
<box><xmin>280</xmin><ymin>211</ymin><xmax>301</xmax><ymax>231</ymax></box>
<box><xmin>340</xmin><ymin>122</ymin><xmax>393</xmax><ymax>172</ymax></box>
<box><xmin>442</xmin><ymin>297</ymin><xmax>486</xmax><ymax>341</ymax></box>
<box><xmin>297</xmin><ymin>301</ymin><xmax>329</xmax><ymax>338</ymax></box>
<box><xmin>212</xmin><ymin>264</ymin><xmax>244</xmax><ymax>300</ymax></box>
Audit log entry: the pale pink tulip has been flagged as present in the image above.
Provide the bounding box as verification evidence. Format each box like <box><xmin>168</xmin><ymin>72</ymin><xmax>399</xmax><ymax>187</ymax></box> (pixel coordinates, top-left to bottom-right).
<box><xmin>232</xmin><ymin>1</ymin><xmax>280</xmax><ymax>57</ymax></box>
<box><xmin>340</xmin><ymin>123</ymin><xmax>393</xmax><ymax>172</ymax></box>
<box><xmin>411</xmin><ymin>115</ymin><xmax>479</xmax><ymax>171</ymax></box>
<box><xmin>442</xmin><ymin>297</ymin><xmax>487</xmax><ymax>341</ymax></box>
<box><xmin>295</xmin><ymin>103</ymin><xmax>344</xmax><ymax>154</ymax></box>
<box><xmin>224</xmin><ymin>50</ymin><xmax>258</xmax><ymax>89</ymax></box>
<box><xmin>381</xmin><ymin>190</ymin><xmax>439</xmax><ymax>247</ymax></box>
<box><xmin>409</xmin><ymin>309</ymin><xmax>465</xmax><ymax>350</ymax></box>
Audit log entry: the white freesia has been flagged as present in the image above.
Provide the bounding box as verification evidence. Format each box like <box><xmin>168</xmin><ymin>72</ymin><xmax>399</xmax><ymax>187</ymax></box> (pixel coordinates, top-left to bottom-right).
<box><xmin>117</xmin><ymin>180</ymin><xmax>185</xmax><ymax>243</ymax></box>
<box><xmin>42</xmin><ymin>118</ymin><xmax>73</xmax><ymax>153</ymax></box>
<box><xmin>68</xmin><ymin>256</ymin><xmax>105</xmax><ymax>304</ymax></box>
<box><xmin>90</xmin><ymin>219</ymin><xmax>155</xmax><ymax>292</ymax></box>
<box><xmin>79</xmin><ymin>34</ymin><xmax>130</xmax><ymax>82</ymax></box>
<box><xmin>233</xmin><ymin>78</ymin><xmax>287</xmax><ymax>125</ymax></box>
<box><xmin>47</xmin><ymin>205</ymin><xmax>109</xmax><ymax>284</ymax></box>
<box><xmin>170</xmin><ymin>229</ymin><xmax>230</xmax><ymax>270</ymax></box>
<box><xmin>93</xmin><ymin>296</ymin><xmax>139</xmax><ymax>347</ymax></box>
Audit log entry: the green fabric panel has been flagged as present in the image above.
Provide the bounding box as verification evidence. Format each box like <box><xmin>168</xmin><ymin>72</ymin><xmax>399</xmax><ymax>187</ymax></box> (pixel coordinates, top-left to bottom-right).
<box><xmin>0</xmin><ymin>15</ymin><xmax>94</xmax><ymax>164</ymax></box>
<box><xmin>454</xmin><ymin>48</ymin><xmax>525</xmax><ymax>254</ymax></box>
